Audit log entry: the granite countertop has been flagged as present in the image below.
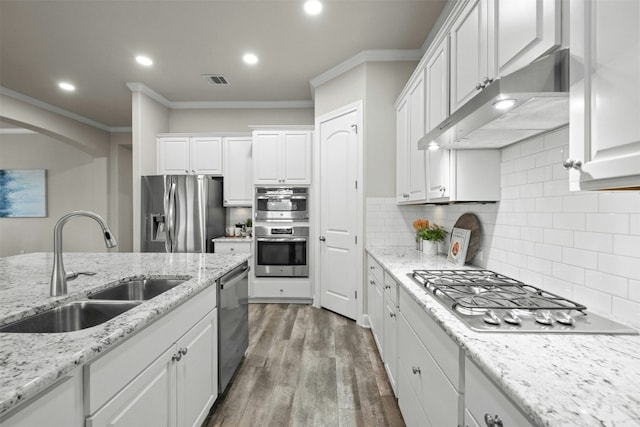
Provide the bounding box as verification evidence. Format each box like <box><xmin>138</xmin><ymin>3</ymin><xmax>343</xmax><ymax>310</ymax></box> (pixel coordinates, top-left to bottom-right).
<box><xmin>0</xmin><ymin>251</ymin><xmax>251</xmax><ymax>416</ymax></box>
<box><xmin>367</xmin><ymin>247</ymin><xmax>640</xmax><ymax>427</ymax></box>
<box><xmin>212</xmin><ymin>237</ymin><xmax>253</xmax><ymax>242</ymax></box>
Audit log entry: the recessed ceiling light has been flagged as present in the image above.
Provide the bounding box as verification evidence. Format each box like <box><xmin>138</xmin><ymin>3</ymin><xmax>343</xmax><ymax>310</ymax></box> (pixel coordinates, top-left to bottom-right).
<box><xmin>58</xmin><ymin>82</ymin><xmax>75</xmax><ymax>92</ymax></box>
<box><xmin>135</xmin><ymin>55</ymin><xmax>153</xmax><ymax>67</ymax></box>
<box><xmin>243</xmin><ymin>53</ymin><xmax>258</xmax><ymax>65</ymax></box>
<box><xmin>304</xmin><ymin>0</ymin><xmax>323</xmax><ymax>15</ymax></box>
<box><xmin>493</xmin><ymin>98</ymin><xmax>517</xmax><ymax>111</ymax></box>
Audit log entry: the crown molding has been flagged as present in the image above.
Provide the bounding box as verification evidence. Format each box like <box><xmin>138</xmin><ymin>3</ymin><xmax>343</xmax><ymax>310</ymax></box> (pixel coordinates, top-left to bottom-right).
<box><xmin>308</xmin><ymin>49</ymin><xmax>423</xmax><ymax>96</ymax></box>
<box><xmin>126</xmin><ymin>82</ymin><xmax>171</xmax><ymax>108</ymax></box>
<box><xmin>171</xmin><ymin>100</ymin><xmax>313</xmax><ymax>109</ymax></box>
<box><xmin>0</xmin><ymin>127</ymin><xmax>37</xmax><ymax>135</ymax></box>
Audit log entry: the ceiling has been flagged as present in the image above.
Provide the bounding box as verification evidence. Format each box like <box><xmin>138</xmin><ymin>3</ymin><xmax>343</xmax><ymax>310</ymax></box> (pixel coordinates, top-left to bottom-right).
<box><xmin>0</xmin><ymin>0</ymin><xmax>447</xmax><ymax>129</ymax></box>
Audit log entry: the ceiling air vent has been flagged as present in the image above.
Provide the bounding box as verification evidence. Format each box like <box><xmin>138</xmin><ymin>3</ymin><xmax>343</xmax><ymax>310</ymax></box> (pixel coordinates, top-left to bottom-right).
<box><xmin>203</xmin><ymin>74</ymin><xmax>230</xmax><ymax>85</ymax></box>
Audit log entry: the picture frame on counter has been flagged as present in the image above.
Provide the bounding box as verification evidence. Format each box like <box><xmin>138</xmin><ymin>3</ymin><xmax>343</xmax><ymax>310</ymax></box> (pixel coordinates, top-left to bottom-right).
<box><xmin>448</xmin><ymin>227</ymin><xmax>471</xmax><ymax>265</ymax></box>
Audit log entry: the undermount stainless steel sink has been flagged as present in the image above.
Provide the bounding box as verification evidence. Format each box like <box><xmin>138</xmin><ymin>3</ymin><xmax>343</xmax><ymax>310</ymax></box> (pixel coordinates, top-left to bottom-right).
<box><xmin>0</xmin><ymin>300</ymin><xmax>141</xmax><ymax>333</ymax></box>
<box><xmin>88</xmin><ymin>278</ymin><xmax>186</xmax><ymax>301</ymax></box>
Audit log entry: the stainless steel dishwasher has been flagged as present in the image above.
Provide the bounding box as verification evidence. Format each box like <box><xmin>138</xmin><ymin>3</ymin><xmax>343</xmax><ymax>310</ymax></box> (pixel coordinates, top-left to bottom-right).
<box><xmin>217</xmin><ymin>261</ymin><xmax>249</xmax><ymax>394</ymax></box>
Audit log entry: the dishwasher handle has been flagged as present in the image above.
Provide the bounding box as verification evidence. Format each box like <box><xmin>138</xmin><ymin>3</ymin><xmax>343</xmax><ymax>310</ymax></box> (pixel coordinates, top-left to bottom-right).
<box><xmin>220</xmin><ymin>263</ymin><xmax>249</xmax><ymax>289</ymax></box>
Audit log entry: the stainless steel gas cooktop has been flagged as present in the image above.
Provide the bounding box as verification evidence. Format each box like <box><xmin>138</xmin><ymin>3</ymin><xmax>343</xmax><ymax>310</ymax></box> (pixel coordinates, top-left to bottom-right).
<box><xmin>410</xmin><ymin>269</ymin><xmax>637</xmax><ymax>334</ymax></box>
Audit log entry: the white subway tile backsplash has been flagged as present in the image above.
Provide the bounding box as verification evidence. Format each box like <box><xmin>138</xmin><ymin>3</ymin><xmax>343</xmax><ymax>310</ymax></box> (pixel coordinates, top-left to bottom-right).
<box><xmin>527</xmin><ymin>166</ymin><xmax>553</xmax><ymax>184</ymax></box>
<box><xmin>534</xmin><ymin>242</ymin><xmax>563</xmax><ymax>262</ymax></box>
<box><xmin>613</xmin><ymin>235</ymin><xmax>640</xmax><ymax>258</ymax></box>
<box><xmin>520</xmin><ymin>136</ymin><xmax>545</xmax><ymax>157</ymax></box>
<box><xmin>584</xmin><ymin>270</ymin><xmax>628</xmax><ymax>298</ymax></box>
<box><xmin>526</xmin><ymin>256</ymin><xmax>553</xmax><ymax>275</ymax></box>
<box><xmin>542</xmin><ymin>276</ymin><xmax>574</xmax><ymax>297</ymax></box>
<box><xmin>574</xmin><ymin>231</ymin><xmax>613</xmax><ymax>253</ymax></box>
<box><xmin>535</xmin><ymin>196</ymin><xmax>563</xmax><ymax>213</ymax></box>
<box><xmin>515</xmin><ymin>155</ymin><xmax>536</xmax><ymax>171</ymax></box>
<box><xmin>629</xmin><ymin>280</ymin><xmax>640</xmax><ymax>303</ymax></box>
<box><xmin>561</xmin><ymin>193</ymin><xmax>599</xmax><ymax>213</ymax></box>
<box><xmin>586</xmin><ymin>214</ymin><xmax>629</xmax><ymax>234</ymax></box>
<box><xmin>553</xmin><ymin>213</ymin><xmax>586</xmax><ymax>231</ymax></box>
<box><xmin>610</xmin><ymin>298</ymin><xmax>640</xmax><ymax>328</ymax></box>
<box><xmin>520</xmin><ymin>227</ymin><xmax>545</xmax><ymax>243</ymax></box>
<box><xmin>598</xmin><ymin>253</ymin><xmax>640</xmax><ymax>281</ymax></box>
<box><xmin>520</xmin><ymin>182</ymin><xmax>544</xmax><ymax>198</ymax></box>
<box><xmin>543</xmin><ymin>229</ymin><xmax>573</xmax><ymax>247</ymax></box>
<box><xmin>543</xmin><ymin>179</ymin><xmax>571</xmax><ymax>197</ymax></box>
<box><xmin>543</xmin><ymin>127</ymin><xmax>569</xmax><ymax>149</ymax></box>
<box><xmin>552</xmin><ymin>262</ymin><xmax>585</xmax><ymax>285</ymax></box>
<box><xmin>572</xmin><ymin>285</ymin><xmax>612</xmax><ymax>316</ymax></box>
<box><xmin>598</xmin><ymin>192</ymin><xmax>640</xmax><ymax>213</ymax></box>
<box><xmin>527</xmin><ymin>212</ymin><xmax>553</xmax><ymax>228</ymax></box>
<box><xmin>631</xmin><ymin>215</ymin><xmax>640</xmax><ymax>235</ymax></box>
<box><xmin>562</xmin><ymin>247</ymin><xmax>598</xmax><ymax>269</ymax></box>
<box><xmin>502</xmin><ymin>143</ymin><xmax>521</xmax><ymax>161</ymax></box>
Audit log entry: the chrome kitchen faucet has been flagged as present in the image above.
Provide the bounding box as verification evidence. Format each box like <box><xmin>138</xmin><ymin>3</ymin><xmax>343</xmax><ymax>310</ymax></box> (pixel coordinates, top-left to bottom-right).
<box><xmin>50</xmin><ymin>210</ymin><xmax>118</xmax><ymax>296</ymax></box>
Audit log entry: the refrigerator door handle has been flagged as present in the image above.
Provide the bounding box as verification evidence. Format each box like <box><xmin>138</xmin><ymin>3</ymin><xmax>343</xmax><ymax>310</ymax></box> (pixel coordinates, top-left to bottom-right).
<box><xmin>198</xmin><ymin>176</ymin><xmax>208</xmax><ymax>253</ymax></box>
<box><xmin>165</xmin><ymin>177</ymin><xmax>176</xmax><ymax>252</ymax></box>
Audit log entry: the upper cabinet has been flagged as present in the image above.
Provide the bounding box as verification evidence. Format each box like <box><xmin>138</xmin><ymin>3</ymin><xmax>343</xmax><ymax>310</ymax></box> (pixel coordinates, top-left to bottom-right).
<box><xmin>449</xmin><ymin>0</ymin><xmax>561</xmax><ymax>113</ymax></box>
<box><xmin>252</xmin><ymin>129</ymin><xmax>312</xmax><ymax>185</ymax></box>
<box><xmin>569</xmin><ymin>0</ymin><xmax>640</xmax><ymax>191</ymax></box>
<box><xmin>157</xmin><ymin>136</ymin><xmax>223</xmax><ymax>176</ymax></box>
<box><xmin>223</xmin><ymin>137</ymin><xmax>252</xmax><ymax>207</ymax></box>
<box><xmin>396</xmin><ymin>74</ymin><xmax>427</xmax><ymax>204</ymax></box>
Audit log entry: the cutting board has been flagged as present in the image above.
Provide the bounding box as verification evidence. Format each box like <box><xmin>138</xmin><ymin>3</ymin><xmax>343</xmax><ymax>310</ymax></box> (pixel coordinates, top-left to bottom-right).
<box><xmin>452</xmin><ymin>213</ymin><xmax>481</xmax><ymax>263</ymax></box>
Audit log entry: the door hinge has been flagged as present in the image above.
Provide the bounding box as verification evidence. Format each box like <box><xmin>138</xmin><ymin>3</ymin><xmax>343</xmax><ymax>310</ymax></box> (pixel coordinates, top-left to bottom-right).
<box><xmin>351</xmin><ymin>124</ymin><xmax>358</xmax><ymax>134</ymax></box>
<box><xmin>355</xmin><ymin>235</ymin><xmax>357</xmax><ymax>244</ymax></box>
<box><xmin>355</xmin><ymin>290</ymin><xmax>357</xmax><ymax>299</ymax></box>
<box><xmin>355</xmin><ymin>180</ymin><xmax>358</xmax><ymax>190</ymax></box>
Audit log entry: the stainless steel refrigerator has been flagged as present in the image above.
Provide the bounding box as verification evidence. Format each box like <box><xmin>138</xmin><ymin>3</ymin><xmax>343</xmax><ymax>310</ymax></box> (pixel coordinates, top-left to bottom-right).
<box><xmin>141</xmin><ymin>175</ymin><xmax>225</xmax><ymax>253</ymax></box>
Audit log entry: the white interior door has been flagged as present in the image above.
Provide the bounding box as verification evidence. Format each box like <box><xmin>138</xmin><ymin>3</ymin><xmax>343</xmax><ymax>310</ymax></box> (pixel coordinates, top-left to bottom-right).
<box><xmin>318</xmin><ymin>107</ymin><xmax>360</xmax><ymax>320</ymax></box>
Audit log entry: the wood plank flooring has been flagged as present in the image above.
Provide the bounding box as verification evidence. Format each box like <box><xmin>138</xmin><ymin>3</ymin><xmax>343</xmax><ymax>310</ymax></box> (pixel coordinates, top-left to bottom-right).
<box><xmin>203</xmin><ymin>304</ymin><xmax>405</xmax><ymax>427</ymax></box>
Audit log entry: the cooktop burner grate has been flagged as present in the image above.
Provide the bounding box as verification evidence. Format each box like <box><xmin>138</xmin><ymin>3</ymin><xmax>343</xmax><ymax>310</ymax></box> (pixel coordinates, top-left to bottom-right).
<box><xmin>412</xmin><ymin>269</ymin><xmax>587</xmax><ymax>312</ymax></box>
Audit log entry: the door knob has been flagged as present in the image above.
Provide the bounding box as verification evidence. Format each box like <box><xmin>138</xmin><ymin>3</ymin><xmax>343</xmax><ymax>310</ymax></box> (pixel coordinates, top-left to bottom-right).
<box><xmin>319</xmin><ymin>236</ymin><xmax>326</xmax><ymax>241</ymax></box>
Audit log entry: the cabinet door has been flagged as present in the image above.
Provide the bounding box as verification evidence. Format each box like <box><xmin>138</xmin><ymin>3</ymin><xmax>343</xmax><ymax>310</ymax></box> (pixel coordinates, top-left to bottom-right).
<box><xmin>569</xmin><ymin>0</ymin><xmax>640</xmax><ymax>190</ymax></box>
<box><xmin>450</xmin><ymin>0</ymin><xmax>490</xmax><ymax>112</ymax></box>
<box><xmin>396</xmin><ymin>97</ymin><xmax>410</xmax><ymax>203</ymax></box>
<box><xmin>408</xmin><ymin>74</ymin><xmax>427</xmax><ymax>202</ymax></box>
<box><xmin>495</xmin><ymin>0</ymin><xmax>560</xmax><ymax>77</ymax></box>
<box><xmin>425</xmin><ymin>37</ymin><xmax>449</xmax><ymax>135</ymax></box>
<box><xmin>253</xmin><ymin>131</ymin><xmax>281</xmax><ymax>184</ymax></box>
<box><xmin>282</xmin><ymin>132</ymin><xmax>311</xmax><ymax>184</ymax></box>
<box><xmin>191</xmin><ymin>137</ymin><xmax>223</xmax><ymax>175</ymax></box>
<box><xmin>427</xmin><ymin>148</ymin><xmax>451</xmax><ymax>201</ymax></box>
<box><xmin>176</xmin><ymin>310</ymin><xmax>217</xmax><ymax>427</ymax></box>
<box><xmin>383</xmin><ymin>293</ymin><xmax>397</xmax><ymax>395</ymax></box>
<box><xmin>223</xmin><ymin>137</ymin><xmax>253</xmax><ymax>206</ymax></box>
<box><xmin>87</xmin><ymin>347</ymin><xmax>176</xmax><ymax>427</ymax></box>
<box><xmin>158</xmin><ymin>137</ymin><xmax>190</xmax><ymax>175</ymax></box>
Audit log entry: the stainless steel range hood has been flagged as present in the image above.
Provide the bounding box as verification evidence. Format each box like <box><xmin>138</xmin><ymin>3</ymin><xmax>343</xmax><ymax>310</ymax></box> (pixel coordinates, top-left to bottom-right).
<box><xmin>419</xmin><ymin>49</ymin><xmax>569</xmax><ymax>150</ymax></box>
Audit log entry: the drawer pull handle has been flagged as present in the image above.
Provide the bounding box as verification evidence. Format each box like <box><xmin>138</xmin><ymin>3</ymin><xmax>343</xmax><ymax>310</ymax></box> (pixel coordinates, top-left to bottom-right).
<box><xmin>411</xmin><ymin>366</ymin><xmax>421</xmax><ymax>375</ymax></box>
<box><xmin>172</xmin><ymin>353</ymin><xmax>182</xmax><ymax>362</ymax></box>
<box><xmin>389</xmin><ymin>312</ymin><xmax>396</xmax><ymax>318</ymax></box>
<box><xmin>484</xmin><ymin>414</ymin><xmax>503</xmax><ymax>427</ymax></box>
<box><xmin>370</xmin><ymin>280</ymin><xmax>375</xmax><ymax>285</ymax></box>
<box><xmin>179</xmin><ymin>347</ymin><xmax>188</xmax><ymax>356</ymax></box>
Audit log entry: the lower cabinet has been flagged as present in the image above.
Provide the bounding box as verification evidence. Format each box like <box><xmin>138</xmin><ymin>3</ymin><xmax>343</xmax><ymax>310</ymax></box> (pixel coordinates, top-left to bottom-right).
<box><xmin>85</xmin><ymin>284</ymin><xmax>218</xmax><ymax>427</ymax></box>
<box><xmin>251</xmin><ymin>278</ymin><xmax>311</xmax><ymax>300</ymax></box>
<box><xmin>465</xmin><ymin>357</ymin><xmax>534</xmax><ymax>427</ymax></box>
<box><xmin>383</xmin><ymin>291</ymin><xmax>398</xmax><ymax>395</ymax></box>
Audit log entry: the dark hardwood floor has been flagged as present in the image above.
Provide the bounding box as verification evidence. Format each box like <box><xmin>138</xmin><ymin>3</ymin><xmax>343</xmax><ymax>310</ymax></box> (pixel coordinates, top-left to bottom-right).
<box><xmin>203</xmin><ymin>303</ymin><xmax>405</xmax><ymax>427</ymax></box>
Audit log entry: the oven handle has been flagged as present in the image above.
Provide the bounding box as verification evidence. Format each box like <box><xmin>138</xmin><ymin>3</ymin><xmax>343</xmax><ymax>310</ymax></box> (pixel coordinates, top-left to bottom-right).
<box><xmin>256</xmin><ymin>237</ymin><xmax>308</xmax><ymax>243</ymax></box>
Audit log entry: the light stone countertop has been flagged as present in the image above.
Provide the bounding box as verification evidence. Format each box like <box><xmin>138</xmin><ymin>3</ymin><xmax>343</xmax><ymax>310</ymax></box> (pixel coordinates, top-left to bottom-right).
<box><xmin>367</xmin><ymin>246</ymin><xmax>640</xmax><ymax>427</ymax></box>
<box><xmin>0</xmin><ymin>251</ymin><xmax>251</xmax><ymax>416</ymax></box>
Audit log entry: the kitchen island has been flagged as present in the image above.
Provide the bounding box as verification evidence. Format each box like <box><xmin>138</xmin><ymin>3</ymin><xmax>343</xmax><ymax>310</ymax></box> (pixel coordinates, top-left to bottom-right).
<box><xmin>0</xmin><ymin>251</ymin><xmax>251</xmax><ymax>420</ymax></box>
<box><xmin>367</xmin><ymin>246</ymin><xmax>640</xmax><ymax>427</ymax></box>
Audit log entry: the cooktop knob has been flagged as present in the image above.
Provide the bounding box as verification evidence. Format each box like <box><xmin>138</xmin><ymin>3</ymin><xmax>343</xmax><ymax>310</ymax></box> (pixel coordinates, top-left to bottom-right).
<box><xmin>483</xmin><ymin>309</ymin><xmax>501</xmax><ymax>325</ymax></box>
<box><xmin>535</xmin><ymin>310</ymin><xmax>554</xmax><ymax>326</ymax></box>
<box><xmin>554</xmin><ymin>311</ymin><xmax>575</xmax><ymax>326</ymax></box>
<box><xmin>504</xmin><ymin>310</ymin><xmax>521</xmax><ymax>325</ymax></box>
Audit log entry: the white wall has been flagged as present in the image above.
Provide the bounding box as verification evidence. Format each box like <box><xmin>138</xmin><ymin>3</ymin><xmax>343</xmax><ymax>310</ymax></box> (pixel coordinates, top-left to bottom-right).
<box><xmin>0</xmin><ymin>132</ymin><xmax>111</xmax><ymax>257</ymax></box>
<box><xmin>366</xmin><ymin>127</ymin><xmax>640</xmax><ymax>327</ymax></box>
<box><xmin>169</xmin><ymin>108</ymin><xmax>314</xmax><ymax>133</ymax></box>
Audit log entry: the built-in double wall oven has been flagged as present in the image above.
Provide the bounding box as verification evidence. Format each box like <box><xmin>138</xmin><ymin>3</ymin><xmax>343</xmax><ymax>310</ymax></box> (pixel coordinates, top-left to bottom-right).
<box><xmin>255</xmin><ymin>225</ymin><xmax>309</xmax><ymax>277</ymax></box>
<box><xmin>255</xmin><ymin>187</ymin><xmax>308</xmax><ymax>222</ymax></box>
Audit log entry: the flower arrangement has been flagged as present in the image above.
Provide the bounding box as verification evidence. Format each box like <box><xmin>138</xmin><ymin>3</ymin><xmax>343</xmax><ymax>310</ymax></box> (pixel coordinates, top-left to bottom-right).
<box><xmin>413</xmin><ymin>219</ymin><xmax>447</xmax><ymax>242</ymax></box>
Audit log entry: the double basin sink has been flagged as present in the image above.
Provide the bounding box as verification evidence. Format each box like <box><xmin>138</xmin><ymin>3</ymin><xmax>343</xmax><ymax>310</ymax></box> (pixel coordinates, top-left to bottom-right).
<box><xmin>0</xmin><ymin>278</ymin><xmax>186</xmax><ymax>334</ymax></box>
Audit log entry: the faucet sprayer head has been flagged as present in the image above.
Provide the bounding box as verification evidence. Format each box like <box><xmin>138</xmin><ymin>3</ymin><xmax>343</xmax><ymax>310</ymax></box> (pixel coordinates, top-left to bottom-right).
<box><xmin>103</xmin><ymin>228</ymin><xmax>118</xmax><ymax>248</ymax></box>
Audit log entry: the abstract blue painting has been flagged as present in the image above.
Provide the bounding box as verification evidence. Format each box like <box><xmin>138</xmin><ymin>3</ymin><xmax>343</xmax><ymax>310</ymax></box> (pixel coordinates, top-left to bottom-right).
<box><xmin>0</xmin><ymin>169</ymin><xmax>47</xmax><ymax>218</ymax></box>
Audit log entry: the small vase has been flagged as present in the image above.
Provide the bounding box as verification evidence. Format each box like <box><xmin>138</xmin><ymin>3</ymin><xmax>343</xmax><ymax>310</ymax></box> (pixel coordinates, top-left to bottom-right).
<box><xmin>423</xmin><ymin>240</ymin><xmax>439</xmax><ymax>255</ymax></box>
<box><xmin>416</xmin><ymin>237</ymin><xmax>423</xmax><ymax>251</ymax></box>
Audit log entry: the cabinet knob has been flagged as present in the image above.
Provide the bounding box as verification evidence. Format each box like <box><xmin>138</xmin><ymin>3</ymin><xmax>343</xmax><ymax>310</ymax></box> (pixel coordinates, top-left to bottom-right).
<box><xmin>389</xmin><ymin>312</ymin><xmax>396</xmax><ymax>318</ymax></box>
<box><xmin>482</xmin><ymin>77</ymin><xmax>494</xmax><ymax>85</ymax></box>
<box><xmin>370</xmin><ymin>266</ymin><xmax>375</xmax><ymax>270</ymax></box>
<box><xmin>319</xmin><ymin>236</ymin><xmax>326</xmax><ymax>241</ymax></box>
<box><xmin>411</xmin><ymin>366</ymin><xmax>421</xmax><ymax>374</ymax></box>
<box><xmin>172</xmin><ymin>353</ymin><xmax>182</xmax><ymax>362</ymax></box>
<box><xmin>179</xmin><ymin>347</ymin><xmax>188</xmax><ymax>356</ymax></box>
<box><xmin>402</xmin><ymin>193</ymin><xmax>410</xmax><ymax>198</ymax></box>
<box><xmin>562</xmin><ymin>159</ymin><xmax>582</xmax><ymax>170</ymax></box>
<box><xmin>384</xmin><ymin>285</ymin><xmax>391</xmax><ymax>290</ymax></box>
<box><xmin>484</xmin><ymin>414</ymin><xmax>504</xmax><ymax>427</ymax></box>
<box><xmin>476</xmin><ymin>82</ymin><xmax>484</xmax><ymax>90</ymax></box>
<box><xmin>370</xmin><ymin>280</ymin><xmax>375</xmax><ymax>285</ymax></box>
<box><xmin>185</xmin><ymin>170</ymin><xmax>189</xmax><ymax>174</ymax></box>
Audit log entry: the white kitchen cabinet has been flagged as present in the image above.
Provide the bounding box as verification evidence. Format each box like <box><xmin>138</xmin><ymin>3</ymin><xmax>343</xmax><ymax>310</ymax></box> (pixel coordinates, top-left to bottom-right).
<box><xmin>157</xmin><ymin>136</ymin><xmax>223</xmax><ymax>175</ymax></box>
<box><xmin>569</xmin><ymin>0</ymin><xmax>640</xmax><ymax>191</ymax></box>
<box><xmin>450</xmin><ymin>0</ymin><xmax>491</xmax><ymax>112</ymax></box>
<box><xmin>251</xmin><ymin>278</ymin><xmax>311</xmax><ymax>300</ymax></box>
<box><xmin>367</xmin><ymin>255</ymin><xmax>384</xmax><ymax>353</ymax></box>
<box><xmin>494</xmin><ymin>0</ymin><xmax>561</xmax><ymax>77</ymax></box>
<box><xmin>425</xmin><ymin>36</ymin><xmax>449</xmax><ymax>140</ymax></box>
<box><xmin>396</xmin><ymin>74</ymin><xmax>427</xmax><ymax>204</ymax></box>
<box><xmin>382</xmin><ymin>273</ymin><xmax>398</xmax><ymax>396</ymax></box>
<box><xmin>0</xmin><ymin>369</ymin><xmax>83</xmax><ymax>427</ymax></box>
<box><xmin>85</xmin><ymin>284</ymin><xmax>218</xmax><ymax>427</ymax></box>
<box><xmin>223</xmin><ymin>137</ymin><xmax>252</xmax><ymax>206</ymax></box>
<box><xmin>449</xmin><ymin>0</ymin><xmax>561</xmax><ymax>113</ymax></box>
<box><xmin>465</xmin><ymin>357</ymin><xmax>534</xmax><ymax>427</ymax></box>
<box><xmin>252</xmin><ymin>130</ymin><xmax>312</xmax><ymax>185</ymax></box>
<box><xmin>397</xmin><ymin>286</ymin><xmax>462</xmax><ymax>427</ymax></box>
<box><xmin>214</xmin><ymin>239</ymin><xmax>251</xmax><ymax>255</ymax></box>
<box><xmin>427</xmin><ymin>149</ymin><xmax>501</xmax><ymax>202</ymax></box>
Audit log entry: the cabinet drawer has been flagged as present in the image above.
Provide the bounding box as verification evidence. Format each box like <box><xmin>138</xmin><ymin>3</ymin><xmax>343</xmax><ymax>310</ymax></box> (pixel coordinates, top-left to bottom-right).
<box><xmin>214</xmin><ymin>241</ymin><xmax>251</xmax><ymax>254</ymax></box>
<box><xmin>252</xmin><ymin>281</ymin><xmax>311</xmax><ymax>299</ymax></box>
<box><xmin>398</xmin><ymin>311</ymin><xmax>460</xmax><ymax>427</ymax></box>
<box><xmin>85</xmin><ymin>284</ymin><xmax>216</xmax><ymax>414</ymax></box>
<box><xmin>399</xmin><ymin>286</ymin><xmax>460</xmax><ymax>389</ymax></box>
<box><xmin>465</xmin><ymin>357</ymin><xmax>534</xmax><ymax>427</ymax></box>
<box><xmin>397</xmin><ymin>363</ymin><xmax>429</xmax><ymax>427</ymax></box>
<box><xmin>367</xmin><ymin>255</ymin><xmax>384</xmax><ymax>285</ymax></box>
